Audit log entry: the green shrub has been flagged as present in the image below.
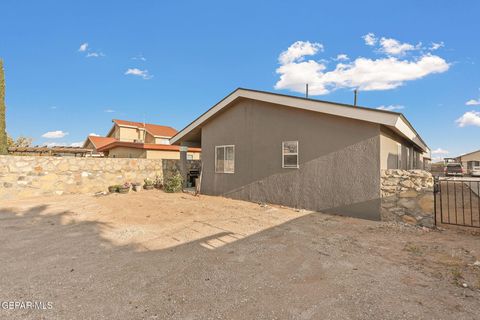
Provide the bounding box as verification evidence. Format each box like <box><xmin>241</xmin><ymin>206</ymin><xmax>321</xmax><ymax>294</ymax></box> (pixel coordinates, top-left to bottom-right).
<box><xmin>164</xmin><ymin>171</ymin><xmax>183</xmax><ymax>193</ymax></box>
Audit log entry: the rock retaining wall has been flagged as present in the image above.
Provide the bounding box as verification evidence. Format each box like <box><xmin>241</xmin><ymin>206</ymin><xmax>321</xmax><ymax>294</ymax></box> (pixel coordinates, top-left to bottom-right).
<box><xmin>0</xmin><ymin>155</ymin><xmax>164</xmax><ymax>200</ymax></box>
<box><xmin>380</xmin><ymin>169</ymin><xmax>435</xmax><ymax>227</ymax></box>
<box><xmin>381</xmin><ymin>169</ymin><xmax>434</xmax><ymax>197</ymax></box>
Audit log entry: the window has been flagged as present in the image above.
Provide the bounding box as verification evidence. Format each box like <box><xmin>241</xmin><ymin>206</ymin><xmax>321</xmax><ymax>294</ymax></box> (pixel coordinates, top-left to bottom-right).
<box><xmin>406</xmin><ymin>147</ymin><xmax>411</xmax><ymax>170</ymax></box>
<box><xmin>397</xmin><ymin>143</ymin><xmax>402</xmax><ymax>169</ymax></box>
<box><xmin>282</xmin><ymin>141</ymin><xmax>299</xmax><ymax>168</ymax></box>
<box><xmin>215</xmin><ymin>145</ymin><xmax>234</xmax><ymax>173</ymax></box>
<box><xmin>187</xmin><ymin>153</ymin><xmax>193</xmax><ymax>160</ymax></box>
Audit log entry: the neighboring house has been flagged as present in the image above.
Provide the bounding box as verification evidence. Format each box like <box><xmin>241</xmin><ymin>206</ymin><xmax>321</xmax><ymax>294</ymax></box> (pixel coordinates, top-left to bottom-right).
<box><xmin>171</xmin><ymin>88</ymin><xmax>430</xmax><ymax>216</ymax></box>
<box><xmin>83</xmin><ymin>119</ymin><xmax>201</xmax><ymax>159</ymax></box>
<box><xmin>83</xmin><ymin>136</ymin><xmax>117</xmax><ymax>156</ymax></box>
<box><xmin>452</xmin><ymin>149</ymin><xmax>480</xmax><ymax>173</ymax></box>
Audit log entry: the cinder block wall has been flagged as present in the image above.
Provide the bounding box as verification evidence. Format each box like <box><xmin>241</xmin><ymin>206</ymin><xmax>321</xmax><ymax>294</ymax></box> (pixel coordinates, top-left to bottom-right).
<box><xmin>0</xmin><ymin>155</ymin><xmax>164</xmax><ymax>200</ymax></box>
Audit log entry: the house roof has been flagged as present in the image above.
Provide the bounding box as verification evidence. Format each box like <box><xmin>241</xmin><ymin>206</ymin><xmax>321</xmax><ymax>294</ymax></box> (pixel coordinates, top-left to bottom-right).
<box><xmin>83</xmin><ymin>136</ymin><xmax>117</xmax><ymax>150</ymax></box>
<box><xmin>112</xmin><ymin>119</ymin><xmax>178</xmax><ymax>137</ymax></box>
<box><xmin>170</xmin><ymin>88</ymin><xmax>429</xmax><ymax>152</ymax></box>
<box><xmin>457</xmin><ymin>149</ymin><xmax>480</xmax><ymax>158</ymax></box>
<box><xmin>97</xmin><ymin>141</ymin><xmax>201</xmax><ymax>153</ymax></box>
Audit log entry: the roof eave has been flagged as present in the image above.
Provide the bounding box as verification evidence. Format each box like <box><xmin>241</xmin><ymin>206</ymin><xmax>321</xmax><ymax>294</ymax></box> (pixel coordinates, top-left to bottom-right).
<box><xmin>171</xmin><ymin>88</ymin><xmax>428</xmax><ymax>152</ymax></box>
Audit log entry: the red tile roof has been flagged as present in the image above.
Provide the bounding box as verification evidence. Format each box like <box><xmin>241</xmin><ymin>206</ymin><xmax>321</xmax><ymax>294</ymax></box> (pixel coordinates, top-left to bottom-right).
<box><xmin>97</xmin><ymin>141</ymin><xmax>201</xmax><ymax>153</ymax></box>
<box><xmin>86</xmin><ymin>136</ymin><xmax>117</xmax><ymax>149</ymax></box>
<box><xmin>113</xmin><ymin>119</ymin><xmax>178</xmax><ymax>137</ymax></box>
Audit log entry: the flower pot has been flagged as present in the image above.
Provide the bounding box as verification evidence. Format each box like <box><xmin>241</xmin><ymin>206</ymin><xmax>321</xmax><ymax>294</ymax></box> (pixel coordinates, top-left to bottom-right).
<box><xmin>144</xmin><ymin>185</ymin><xmax>154</xmax><ymax>190</ymax></box>
<box><xmin>154</xmin><ymin>183</ymin><xmax>163</xmax><ymax>190</ymax></box>
<box><xmin>118</xmin><ymin>187</ymin><xmax>130</xmax><ymax>194</ymax></box>
<box><xmin>132</xmin><ymin>185</ymin><xmax>142</xmax><ymax>192</ymax></box>
<box><xmin>108</xmin><ymin>186</ymin><xmax>118</xmax><ymax>193</ymax></box>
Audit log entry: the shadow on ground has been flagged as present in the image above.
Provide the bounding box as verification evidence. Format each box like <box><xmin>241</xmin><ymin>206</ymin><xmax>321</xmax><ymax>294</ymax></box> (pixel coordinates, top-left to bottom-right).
<box><xmin>0</xmin><ymin>195</ymin><xmax>479</xmax><ymax>320</ymax></box>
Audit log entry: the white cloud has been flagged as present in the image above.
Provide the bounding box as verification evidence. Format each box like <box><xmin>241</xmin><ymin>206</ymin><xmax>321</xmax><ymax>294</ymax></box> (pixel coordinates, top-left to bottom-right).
<box><xmin>78</xmin><ymin>43</ymin><xmax>88</xmax><ymax>52</ymax></box>
<box><xmin>278</xmin><ymin>41</ymin><xmax>324</xmax><ymax>65</ymax></box>
<box><xmin>125</xmin><ymin>68</ymin><xmax>152</xmax><ymax>80</ymax></box>
<box><xmin>132</xmin><ymin>54</ymin><xmax>146</xmax><ymax>61</ymax></box>
<box><xmin>431</xmin><ymin>148</ymin><xmax>449</xmax><ymax>155</ymax></box>
<box><xmin>42</xmin><ymin>130</ymin><xmax>68</xmax><ymax>139</ymax></box>
<box><xmin>89</xmin><ymin>133</ymin><xmax>100</xmax><ymax>136</ymax></box>
<box><xmin>378</xmin><ymin>37</ymin><xmax>419</xmax><ymax>56</ymax></box>
<box><xmin>104</xmin><ymin>109</ymin><xmax>115</xmax><ymax>113</ymax></box>
<box><xmin>456</xmin><ymin>111</ymin><xmax>480</xmax><ymax>127</ymax></box>
<box><xmin>430</xmin><ymin>42</ymin><xmax>444</xmax><ymax>50</ymax></box>
<box><xmin>275</xmin><ymin>50</ymin><xmax>449</xmax><ymax>95</ymax></box>
<box><xmin>70</xmin><ymin>142</ymin><xmax>84</xmax><ymax>147</ymax></box>
<box><xmin>86</xmin><ymin>51</ymin><xmax>105</xmax><ymax>58</ymax></box>
<box><xmin>44</xmin><ymin>142</ymin><xmax>66</xmax><ymax>148</ymax></box>
<box><xmin>465</xmin><ymin>98</ymin><xmax>480</xmax><ymax>106</ymax></box>
<box><xmin>363</xmin><ymin>33</ymin><xmax>377</xmax><ymax>46</ymax></box>
<box><xmin>335</xmin><ymin>54</ymin><xmax>349</xmax><ymax>61</ymax></box>
<box><xmin>376</xmin><ymin>105</ymin><xmax>405</xmax><ymax>111</ymax></box>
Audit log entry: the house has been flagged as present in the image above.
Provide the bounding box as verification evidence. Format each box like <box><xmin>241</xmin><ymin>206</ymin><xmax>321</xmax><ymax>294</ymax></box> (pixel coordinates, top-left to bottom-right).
<box><xmin>83</xmin><ymin>136</ymin><xmax>117</xmax><ymax>156</ymax></box>
<box><xmin>452</xmin><ymin>149</ymin><xmax>480</xmax><ymax>173</ymax></box>
<box><xmin>171</xmin><ymin>88</ymin><xmax>430</xmax><ymax>216</ymax></box>
<box><xmin>83</xmin><ymin>119</ymin><xmax>201</xmax><ymax>159</ymax></box>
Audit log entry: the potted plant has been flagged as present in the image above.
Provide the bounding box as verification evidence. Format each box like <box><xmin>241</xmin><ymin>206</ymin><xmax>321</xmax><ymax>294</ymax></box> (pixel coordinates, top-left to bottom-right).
<box><xmin>118</xmin><ymin>182</ymin><xmax>131</xmax><ymax>194</ymax></box>
<box><xmin>154</xmin><ymin>175</ymin><xmax>163</xmax><ymax>190</ymax></box>
<box><xmin>143</xmin><ymin>178</ymin><xmax>154</xmax><ymax>190</ymax></box>
<box><xmin>132</xmin><ymin>182</ymin><xmax>142</xmax><ymax>192</ymax></box>
<box><xmin>108</xmin><ymin>185</ymin><xmax>119</xmax><ymax>193</ymax></box>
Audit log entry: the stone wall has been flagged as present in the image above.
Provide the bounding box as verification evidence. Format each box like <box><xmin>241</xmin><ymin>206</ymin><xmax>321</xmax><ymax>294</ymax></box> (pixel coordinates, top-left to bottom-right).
<box><xmin>381</xmin><ymin>169</ymin><xmax>434</xmax><ymax>197</ymax></box>
<box><xmin>0</xmin><ymin>155</ymin><xmax>164</xmax><ymax>200</ymax></box>
<box><xmin>380</xmin><ymin>169</ymin><xmax>435</xmax><ymax>227</ymax></box>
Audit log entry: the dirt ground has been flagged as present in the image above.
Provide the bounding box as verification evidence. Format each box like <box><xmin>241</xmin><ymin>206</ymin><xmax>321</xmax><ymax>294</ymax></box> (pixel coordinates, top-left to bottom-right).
<box><xmin>1</xmin><ymin>190</ymin><xmax>480</xmax><ymax>320</ymax></box>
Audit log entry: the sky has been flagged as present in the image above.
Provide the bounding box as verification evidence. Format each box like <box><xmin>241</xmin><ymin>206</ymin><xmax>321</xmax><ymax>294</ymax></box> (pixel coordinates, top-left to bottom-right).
<box><xmin>1</xmin><ymin>1</ymin><xmax>479</xmax><ymax>161</ymax></box>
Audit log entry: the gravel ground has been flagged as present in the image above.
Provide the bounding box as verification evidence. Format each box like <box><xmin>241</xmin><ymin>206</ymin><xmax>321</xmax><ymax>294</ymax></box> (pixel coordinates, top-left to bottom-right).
<box><xmin>0</xmin><ymin>191</ymin><xmax>479</xmax><ymax>319</ymax></box>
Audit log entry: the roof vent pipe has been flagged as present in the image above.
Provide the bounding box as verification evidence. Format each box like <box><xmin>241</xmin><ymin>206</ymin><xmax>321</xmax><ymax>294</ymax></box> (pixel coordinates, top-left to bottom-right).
<box><xmin>305</xmin><ymin>83</ymin><xmax>309</xmax><ymax>99</ymax></box>
<box><xmin>353</xmin><ymin>89</ymin><xmax>358</xmax><ymax>106</ymax></box>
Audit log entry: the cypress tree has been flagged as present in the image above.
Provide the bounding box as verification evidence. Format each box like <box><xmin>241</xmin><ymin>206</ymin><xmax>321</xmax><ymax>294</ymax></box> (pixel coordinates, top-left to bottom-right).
<box><xmin>0</xmin><ymin>59</ymin><xmax>6</xmax><ymax>154</ymax></box>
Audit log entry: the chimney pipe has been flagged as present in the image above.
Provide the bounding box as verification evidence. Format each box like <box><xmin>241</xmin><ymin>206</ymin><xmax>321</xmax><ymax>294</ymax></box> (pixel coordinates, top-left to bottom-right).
<box><xmin>353</xmin><ymin>89</ymin><xmax>358</xmax><ymax>106</ymax></box>
<box><xmin>306</xmin><ymin>84</ymin><xmax>309</xmax><ymax>99</ymax></box>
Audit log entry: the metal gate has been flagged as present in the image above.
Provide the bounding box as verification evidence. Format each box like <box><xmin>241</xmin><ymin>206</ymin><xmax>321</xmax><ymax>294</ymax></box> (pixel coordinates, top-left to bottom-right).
<box><xmin>434</xmin><ymin>177</ymin><xmax>480</xmax><ymax>228</ymax></box>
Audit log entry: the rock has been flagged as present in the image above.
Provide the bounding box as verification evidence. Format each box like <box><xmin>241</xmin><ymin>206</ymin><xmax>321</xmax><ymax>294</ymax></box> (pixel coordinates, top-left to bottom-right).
<box><xmin>419</xmin><ymin>217</ymin><xmax>434</xmax><ymax>228</ymax></box>
<box><xmin>398</xmin><ymin>198</ymin><xmax>417</xmax><ymax>211</ymax></box>
<box><xmin>418</xmin><ymin>194</ymin><xmax>434</xmax><ymax>214</ymax></box>
<box><xmin>473</xmin><ymin>261</ymin><xmax>480</xmax><ymax>268</ymax></box>
<box><xmin>400</xmin><ymin>180</ymin><xmax>415</xmax><ymax>188</ymax></box>
<box><xmin>398</xmin><ymin>190</ymin><xmax>418</xmax><ymax>198</ymax></box>
<box><xmin>402</xmin><ymin>215</ymin><xmax>417</xmax><ymax>225</ymax></box>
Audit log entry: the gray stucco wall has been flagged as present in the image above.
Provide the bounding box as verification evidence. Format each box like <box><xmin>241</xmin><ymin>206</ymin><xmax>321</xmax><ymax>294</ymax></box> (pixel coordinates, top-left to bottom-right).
<box><xmin>380</xmin><ymin>126</ymin><xmax>424</xmax><ymax>170</ymax></box>
<box><xmin>200</xmin><ymin>99</ymin><xmax>382</xmax><ymax>215</ymax></box>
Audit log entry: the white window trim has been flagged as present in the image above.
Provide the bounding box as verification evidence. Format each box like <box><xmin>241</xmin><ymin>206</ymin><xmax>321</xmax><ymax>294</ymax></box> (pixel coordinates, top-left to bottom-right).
<box><xmin>215</xmin><ymin>145</ymin><xmax>235</xmax><ymax>174</ymax></box>
<box><xmin>282</xmin><ymin>141</ymin><xmax>299</xmax><ymax>169</ymax></box>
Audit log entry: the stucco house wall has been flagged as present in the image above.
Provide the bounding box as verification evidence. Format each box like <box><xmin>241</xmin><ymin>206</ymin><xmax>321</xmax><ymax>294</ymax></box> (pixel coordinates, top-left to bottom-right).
<box><xmin>145</xmin><ymin>150</ymin><xmax>200</xmax><ymax>160</ymax></box>
<box><xmin>456</xmin><ymin>150</ymin><xmax>480</xmax><ymax>170</ymax></box>
<box><xmin>200</xmin><ymin>99</ymin><xmax>382</xmax><ymax>214</ymax></box>
<box><xmin>107</xmin><ymin>147</ymin><xmax>146</xmax><ymax>158</ymax></box>
<box><xmin>380</xmin><ymin>127</ymin><xmax>424</xmax><ymax>170</ymax></box>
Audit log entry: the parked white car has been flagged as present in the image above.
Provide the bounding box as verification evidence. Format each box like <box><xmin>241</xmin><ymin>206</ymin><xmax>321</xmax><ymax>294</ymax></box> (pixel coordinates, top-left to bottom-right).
<box><xmin>471</xmin><ymin>166</ymin><xmax>480</xmax><ymax>177</ymax></box>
